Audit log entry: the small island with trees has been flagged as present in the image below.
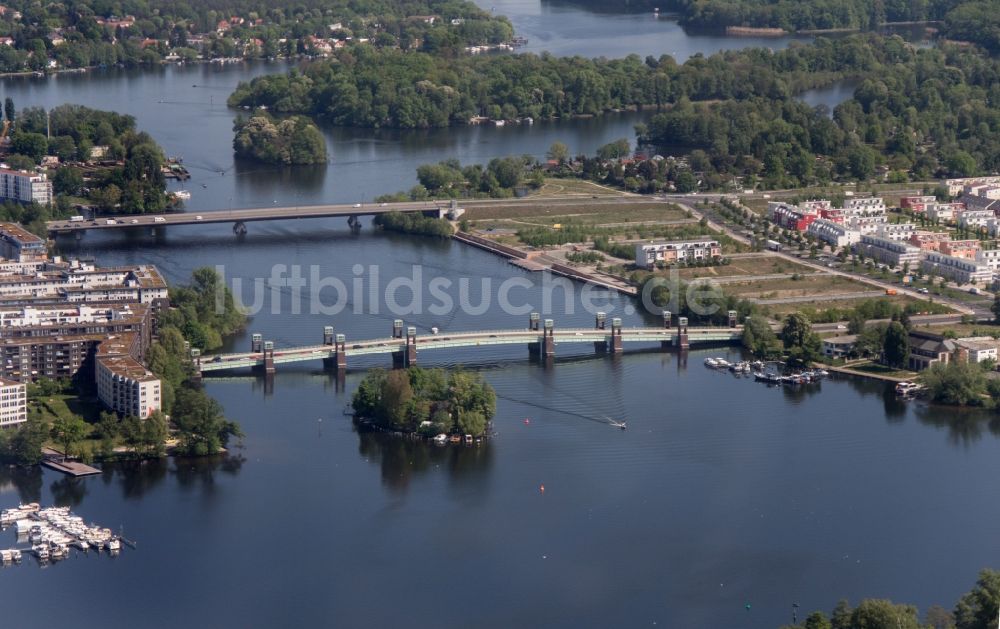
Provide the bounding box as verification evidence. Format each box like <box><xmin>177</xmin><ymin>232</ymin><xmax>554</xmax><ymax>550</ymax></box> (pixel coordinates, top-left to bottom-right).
<box><xmin>351</xmin><ymin>367</ymin><xmax>496</xmax><ymax>439</ymax></box>
<box><xmin>232</xmin><ymin>113</ymin><xmax>327</xmax><ymax>165</ymax></box>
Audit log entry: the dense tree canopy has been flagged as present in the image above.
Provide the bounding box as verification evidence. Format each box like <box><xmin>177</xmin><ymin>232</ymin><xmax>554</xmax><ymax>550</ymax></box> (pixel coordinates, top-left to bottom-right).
<box><xmin>233</xmin><ymin>114</ymin><xmax>327</xmax><ymax>164</ymax></box>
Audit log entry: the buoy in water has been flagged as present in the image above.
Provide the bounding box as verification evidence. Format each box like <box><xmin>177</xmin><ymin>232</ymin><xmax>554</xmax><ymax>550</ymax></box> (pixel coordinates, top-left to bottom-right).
<box><xmin>539</xmin><ymin>484</ymin><xmax>545</xmax><ymax>493</ymax></box>
<box><xmin>524</xmin><ymin>418</ymin><xmax>530</xmax><ymax>424</ymax></box>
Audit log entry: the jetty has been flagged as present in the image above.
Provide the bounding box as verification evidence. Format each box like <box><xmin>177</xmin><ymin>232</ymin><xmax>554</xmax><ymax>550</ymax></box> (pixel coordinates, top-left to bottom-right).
<box><xmin>40</xmin><ymin>448</ymin><xmax>101</xmax><ymax>477</ymax></box>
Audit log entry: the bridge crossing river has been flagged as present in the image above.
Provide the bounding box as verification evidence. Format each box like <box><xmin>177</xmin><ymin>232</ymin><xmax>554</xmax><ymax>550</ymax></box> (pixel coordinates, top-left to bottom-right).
<box><xmin>196</xmin><ymin>312</ymin><xmax>743</xmax><ymax>375</ymax></box>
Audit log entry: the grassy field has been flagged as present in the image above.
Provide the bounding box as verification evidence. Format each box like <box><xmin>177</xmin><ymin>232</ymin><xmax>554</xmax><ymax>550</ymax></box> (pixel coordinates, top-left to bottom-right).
<box><xmin>677</xmin><ymin>255</ymin><xmax>816</xmax><ymax>279</ymax></box>
<box><xmin>761</xmin><ymin>295</ymin><xmax>939</xmax><ymax>318</ymax></box>
<box><xmin>463</xmin><ymin>201</ymin><xmax>688</xmax><ymax>222</ymax></box>
<box><xmin>916</xmin><ymin>323</ymin><xmax>1000</xmax><ymax>338</ymax></box>
<box><xmin>724</xmin><ymin>274</ymin><xmax>866</xmax><ymax>298</ymax></box>
<box><xmin>528</xmin><ymin>179</ymin><xmax>628</xmax><ymax>198</ymax></box>
<box><xmin>846</xmin><ymin>361</ymin><xmax>918</xmax><ymax>380</ymax></box>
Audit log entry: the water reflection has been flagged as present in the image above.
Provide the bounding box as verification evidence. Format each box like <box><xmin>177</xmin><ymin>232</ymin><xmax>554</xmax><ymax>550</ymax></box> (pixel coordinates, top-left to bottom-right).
<box><xmin>357</xmin><ymin>431</ymin><xmax>493</xmax><ymax>493</ymax></box>
<box><xmin>98</xmin><ymin>454</ymin><xmax>245</xmax><ymax>501</ymax></box>
<box><xmin>914</xmin><ymin>405</ymin><xmax>1000</xmax><ymax>448</ymax></box>
<box><xmin>0</xmin><ymin>465</ymin><xmax>43</xmax><ymax>504</ymax></box>
<box><xmin>50</xmin><ymin>476</ymin><xmax>88</xmax><ymax>508</ymax></box>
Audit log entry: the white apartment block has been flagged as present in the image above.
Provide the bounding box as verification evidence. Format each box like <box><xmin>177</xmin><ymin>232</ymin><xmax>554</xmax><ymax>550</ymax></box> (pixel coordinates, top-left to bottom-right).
<box><xmin>634</xmin><ymin>239</ymin><xmax>722</xmax><ymax>268</ymax></box>
<box><xmin>807</xmin><ymin>219</ymin><xmax>860</xmax><ymax>247</ymax></box>
<box><xmin>0</xmin><ymin>168</ymin><xmax>52</xmax><ymax>205</ymax></box>
<box><xmin>96</xmin><ymin>352</ymin><xmax>161</xmax><ymax>418</ymax></box>
<box><xmin>0</xmin><ymin>377</ymin><xmax>26</xmax><ymax>428</ymax></box>
<box><xmin>959</xmin><ymin>210</ymin><xmax>996</xmax><ymax>230</ymax></box>
<box><xmin>946</xmin><ymin>176</ymin><xmax>1000</xmax><ymax>197</ymax></box>
<box><xmin>855</xmin><ymin>235</ymin><xmax>923</xmax><ymax>267</ymax></box>
<box><xmin>843</xmin><ymin>197</ymin><xmax>887</xmax><ymax>214</ymax></box>
<box><xmin>847</xmin><ymin>214</ymin><xmax>888</xmax><ymax>234</ymax></box>
<box><xmin>922</xmin><ymin>252</ymin><xmax>994</xmax><ymax>284</ymax></box>
<box><xmin>978</xmin><ymin>249</ymin><xmax>1000</xmax><ymax>270</ymax></box>
<box><xmin>876</xmin><ymin>222</ymin><xmax>917</xmax><ymax>242</ymax></box>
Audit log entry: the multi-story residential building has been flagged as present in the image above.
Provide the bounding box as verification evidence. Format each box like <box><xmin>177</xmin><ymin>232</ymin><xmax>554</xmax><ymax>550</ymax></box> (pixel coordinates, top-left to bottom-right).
<box><xmin>977</xmin><ymin>249</ymin><xmax>1000</xmax><ymax>270</ymax></box>
<box><xmin>0</xmin><ymin>261</ymin><xmax>168</xmax><ymax>305</ymax></box>
<box><xmin>958</xmin><ymin>209</ymin><xmax>996</xmax><ymax>231</ymax></box>
<box><xmin>846</xmin><ymin>213</ymin><xmax>887</xmax><ymax>234</ymax></box>
<box><xmin>901</xmin><ymin>195</ymin><xmax>936</xmax><ymax>211</ymax></box>
<box><xmin>855</xmin><ymin>235</ymin><xmax>923</xmax><ymax>267</ymax></box>
<box><xmin>909</xmin><ymin>231</ymin><xmax>951</xmax><ymax>251</ymax></box>
<box><xmin>634</xmin><ymin>239</ymin><xmax>722</xmax><ymax>268</ymax></box>
<box><xmin>807</xmin><ymin>219</ymin><xmax>860</xmax><ymax>247</ymax></box>
<box><xmin>0</xmin><ymin>377</ymin><xmax>26</xmax><ymax>428</ymax></box>
<box><xmin>767</xmin><ymin>202</ymin><xmax>818</xmax><ymax>231</ymax></box>
<box><xmin>946</xmin><ymin>176</ymin><xmax>1000</xmax><ymax>197</ymax></box>
<box><xmin>95</xmin><ymin>333</ymin><xmax>161</xmax><ymax>418</ymax></box>
<box><xmin>939</xmin><ymin>239</ymin><xmax>980</xmax><ymax>259</ymax></box>
<box><xmin>0</xmin><ymin>168</ymin><xmax>52</xmax><ymax>205</ymax></box>
<box><xmin>876</xmin><ymin>222</ymin><xmax>917</xmax><ymax>242</ymax></box>
<box><xmin>0</xmin><ymin>223</ymin><xmax>46</xmax><ymax>262</ymax></box>
<box><xmin>927</xmin><ymin>203</ymin><xmax>959</xmax><ymax>223</ymax></box>
<box><xmin>921</xmin><ymin>252</ymin><xmax>993</xmax><ymax>284</ymax></box>
<box><xmin>844</xmin><ymin>197</ymin><xmax>886</xmax><ymax>213</ymax></box>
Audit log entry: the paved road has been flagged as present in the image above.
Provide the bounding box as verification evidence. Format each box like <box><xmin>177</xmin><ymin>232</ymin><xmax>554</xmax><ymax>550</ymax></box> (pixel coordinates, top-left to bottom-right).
<box><xmin>751</xmin><ymin>290</ymin><xmax>887</xmax><ymax>305</ymax></box>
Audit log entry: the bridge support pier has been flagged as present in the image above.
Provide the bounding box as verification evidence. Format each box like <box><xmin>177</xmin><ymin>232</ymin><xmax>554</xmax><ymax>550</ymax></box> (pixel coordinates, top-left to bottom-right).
<box><xmin>393</xmin><ymin>326</ymin><xmax>418</xmax><ymax>367</ymax></box>
<box><xmin>262</xmin><ymin>340</ymin><xmax>275</xmax><ymax>374</ymax></box>
<box><xmin>541</xmin><ymin>319</ymin><xmax>555</xmax><ymax>359</ymax></box>
<box><xmin>677</xmin><ymin>317</ymin><xmax>689</xmax><ymax>350</ymax></box>
<box><xmin>594</xmin><ymin>311</ymin><xmax>607</xmax><ymax>353</ymax></box>
<box><xmin>324</xmin><ymin>334</ymin><xmax>347</xmax><ymax>372</ymax></box>
<box><xmin>347</xmin><ymin>215</ymin><xmax>361</xmax><ymax>232</ymax></box>
<box><xmin>609</xmin><ymin>317</ymin><xmax>623</xmax><ymax>354</ymax></box>
<box><xmin>233</xmin><ymin>221</ymin><xmax>247</xmax><ymax>236</ymax></box>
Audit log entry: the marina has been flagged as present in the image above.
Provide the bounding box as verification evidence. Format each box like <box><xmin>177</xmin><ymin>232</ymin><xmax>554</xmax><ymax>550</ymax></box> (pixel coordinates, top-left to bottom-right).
<box><xmin>1</xmin><ymin>503</ymin><xmax>131</xmax><ymax>567</ymax></box>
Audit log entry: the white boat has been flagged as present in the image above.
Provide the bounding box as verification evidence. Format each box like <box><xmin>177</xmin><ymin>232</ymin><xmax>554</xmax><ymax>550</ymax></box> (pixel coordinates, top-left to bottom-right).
<box><xmin>430</xmin><ymin>326</ymin><xmax>439</xmax><ymax>334</ymax></box>
<box><xmin>15</xmin><ymin>519</ymin><xmax>34</xmax><ymax>535</ymax></box>
<box><xmin>49</xmin><ymin>543</ymin><xmax>67</xmax><ymax>559</ymax></box>
<box><xmin>32</xmin><ymin>544</ymin><xmax>49</xmax><ymax>560</ymax></box>
<box><xmin>704</xmin><ymin>357</ymin><xmax>719</xmax><ymax>368</ymax></box>
<box><xmin>715</xmin><ymin>358</ymin><xmax>731</xmax><ymax>368</ymax></box>
<box><xmin>10</xmin><ymin>549</ymin><xmax>21</xmax><ymax>562</ymax></box>
<box><xmin>1</xmin><ymin>549</ymin><xmax>12</xmax><ymax>562</ymax></box>
<box><xmin>609</xmin><ymin>420</ymin><xmax>627</xmax><ymax>430</ymax></box>
<box><xmin>433</xmin><ymin>433</ymin><xmax>448</xmax><ymax>444</ymax></box>
<box><xmin>173</xmin><ymin>190</ymin><xmax>191</xmax><ymax>200</ymax></box>
<box><xmin>105</xmin><ymin>538</ymin><xmax>121</xmax><ymax>552</ymax></box>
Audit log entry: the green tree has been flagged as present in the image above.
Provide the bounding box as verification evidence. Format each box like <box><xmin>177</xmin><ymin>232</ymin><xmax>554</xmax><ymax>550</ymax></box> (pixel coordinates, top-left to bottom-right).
<box><xmin>5</xmin><ymin>96</ymin><xmax>14</xmax><ymax>122</ymax></box>
<box><xmin>546</xmin><ymin>141</ymin><xmax>569</xmax><ymax>164</ymax></box>
<box><xmin>11</xmin><ymin>131</ymin><xmax>49</xmax><ymax>163</ymax></box>
<box><xmin>50</xmin><ymin>414</ymin><xmax>90</xmax><ymax>459</ymax></box>
<box><xmin>954</xmin><ymin>569</ymin><xmax>1000</xmax><ymax>629</ymax></box>
<box><xmin>378</xmin><ymin>369</ymin><xmax>414</xmax><ymax>430</ymax></box>
<box><xmin>922</xmin><ymin>361</ymin><xmax>988</xmax><ymax>406</ymax></box>
<box><xmin>742</xmin><ymin>315</ymin><xmax>779</xmax><ymax>357</ymax></box>
<box><xmin>882</xmin><ymin>321</ymin><xmax>910</xmax><ymax>368</ymax></box>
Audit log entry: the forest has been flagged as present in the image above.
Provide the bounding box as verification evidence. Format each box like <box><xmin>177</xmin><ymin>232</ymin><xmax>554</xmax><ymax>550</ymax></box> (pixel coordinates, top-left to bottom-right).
<box><xmin>233</xmin><ymin>113</ymin><xmax>327</xmax><ymax>164</ymax></box>
<box><xmin>0</xmin><ymin>0</ymin><xmax>513</xmax><ymax>73</ymax></box>
<box><xmin>8</xmin><ymin>102</ymin><xmax>171</xmax><ymax>215</ymax></box>
<box><xmin>227</xmin><ymin>34</ymin><xmax>901</xmax><ymax>128</ymax></box>
<box><xmin>351</xmin><ymin>367</ymin><xmax>496</xmax><ymax>437</ymax></box>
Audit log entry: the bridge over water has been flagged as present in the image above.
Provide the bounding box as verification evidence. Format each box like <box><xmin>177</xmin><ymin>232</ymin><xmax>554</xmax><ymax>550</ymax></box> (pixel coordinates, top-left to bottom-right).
<box><xmin>196</xmin><ymin>311</ymin><xmax>743</xmax><ymax>376</ymax></box>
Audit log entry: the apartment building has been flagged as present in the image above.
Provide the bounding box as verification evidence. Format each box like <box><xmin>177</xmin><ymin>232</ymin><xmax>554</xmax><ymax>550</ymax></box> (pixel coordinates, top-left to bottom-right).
<box><xmin>807</xmin><ymin>219</ymin><xmax>860</xmax><ymax>247</ymax></box>
<box><xmin>634</xmin><ymin>239</ymin><xmax>722</xmax><ymax>268</ymax></box>
<box><xmin>855</xmin><ymin>235</ymin><xmax>923</xmax><ymax>267</ymax></box>
<box><xmin>0</xmin><ymin>168</ymin><xmax>52</xmax><ymax>205</ymax></box>
<box><xmin>0</xmin><ymin>377</ymin><xmax>26</xmax><ymax>428</ymax></box>
<box><xmin>921</xmin><ymin>252</ymin><xmax>993</xmax><ymax>284</ymax></box>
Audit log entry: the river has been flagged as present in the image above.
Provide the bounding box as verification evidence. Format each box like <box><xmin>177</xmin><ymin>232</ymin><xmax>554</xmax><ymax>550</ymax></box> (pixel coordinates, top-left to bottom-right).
<box><xmin>2</xmin><ymin>6</ymin><xmax>988</xmax><ymax>628</ymax></box>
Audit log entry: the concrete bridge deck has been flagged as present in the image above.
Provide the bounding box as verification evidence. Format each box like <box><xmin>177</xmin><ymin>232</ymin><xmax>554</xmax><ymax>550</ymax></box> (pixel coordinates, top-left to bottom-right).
<box><xmin>197</xmin><ymin>315</ymin><xmax>743</xmax><ymax>375</ymax></box>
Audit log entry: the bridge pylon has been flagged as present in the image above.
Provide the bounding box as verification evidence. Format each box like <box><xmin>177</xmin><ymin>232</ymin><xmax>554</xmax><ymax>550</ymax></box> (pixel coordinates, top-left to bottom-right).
<box><xmin>262</xmin><ymin>340</ymin><xmax>275</xmax><ymax>374</ymax></box>
<box><xmin>324</xmin><ymin>333</ymin><xmax>347</xmax><ymax>372</ymax></box>
<box><xmin>323</xmin><ymin>326</ymin><xmax>334</xmax><ymax>345</ymax></box>
<box><xmin>393</xmin><ymin>319</ymin><xmax>403</xmax><ymax>338</ymax></box>
<box><xmin>609</xmin><ymin>317</ymin><xmax>623</xmax><ymax>354</ymax></box>
<box><xmin>251</xmin><ymin>333</ymin><xmax>263</xmax><ymax>353</ymax></box>
<box><xmin>677</xmin><ymin>317</ymin><xmax>690</xmax><ymax>350</ymax></box>
<box><xmin>661</xmin><ymin>310</ymin><xmax>673</xmax><ymax>350</ymax></box>
<box><xmin>541</xmin><ymin>319</ymin><xmax>555</xmax><ymax>358</ymax></box>
<box><xmin>529</xmin><ymin>312</ymin><xmax>540</xmax><ymax>331</ymax></box>
<box><xmin>728</xmin><ymin>310</ymin><xmax>738</xmax><ymax>328</ymax></box>
<box><xmin>594</xmin><ymin>311</ymin><xmax>607</xmax><ymax>353</ymax></box>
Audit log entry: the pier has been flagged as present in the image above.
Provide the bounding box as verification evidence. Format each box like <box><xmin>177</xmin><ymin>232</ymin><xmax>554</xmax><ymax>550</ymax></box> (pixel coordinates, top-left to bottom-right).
<box><xmin>40</xmin><ymin>448</ymin><xmax>101</xmax><ymax>477</ymax></box>
<box><xmin>196</xmin><ymin>312</ymin><xmax>743</xmax><ymax>376</ymax></box>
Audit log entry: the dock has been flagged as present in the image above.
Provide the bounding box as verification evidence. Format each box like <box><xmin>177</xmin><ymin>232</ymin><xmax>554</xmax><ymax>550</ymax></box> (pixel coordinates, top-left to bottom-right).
<box><xmin>40</xmin><ymin>448</ymin><xmax>101</xmax><ymax>477</ymax></box>
<box><xmin>41</xmin><ymin>459</ymin><xmax>101</xmax><ymax>477</ymax></box>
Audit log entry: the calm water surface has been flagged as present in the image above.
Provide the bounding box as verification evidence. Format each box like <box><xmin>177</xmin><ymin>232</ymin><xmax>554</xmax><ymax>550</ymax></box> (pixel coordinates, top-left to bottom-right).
<box><xmin>0</xmin><ymin>226</ymin><xmax>997</xmax><ymax>628</ymax></box>
<box><xmin>0</xmin><ymin>8</ymin><xmax>984</xmax><ymax>628</ymax></box>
